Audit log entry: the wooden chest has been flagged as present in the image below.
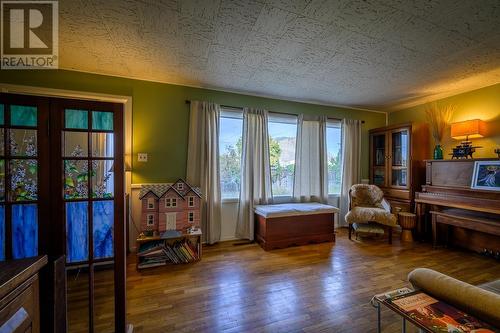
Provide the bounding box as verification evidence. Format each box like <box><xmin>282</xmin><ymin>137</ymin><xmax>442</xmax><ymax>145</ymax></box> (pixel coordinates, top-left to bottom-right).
<box><xmin>255</xmin><ymin>213</ymin><xmax>335</xmax><ymax>251</ymax></box>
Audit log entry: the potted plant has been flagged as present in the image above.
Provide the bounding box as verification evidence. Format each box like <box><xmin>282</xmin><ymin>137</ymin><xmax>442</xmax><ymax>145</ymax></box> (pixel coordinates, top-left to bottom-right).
<box><xmin>425</xmin><ymin>103</ymin><xmax>455</xmax><ymax>159</ymax></box>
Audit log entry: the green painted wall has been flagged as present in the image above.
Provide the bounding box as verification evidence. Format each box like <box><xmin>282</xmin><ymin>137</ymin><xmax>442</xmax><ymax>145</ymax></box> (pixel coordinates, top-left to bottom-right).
<box><xmin>389</xmin><ymin>84</ymin><xmax>500</xmax><ymax>159</ymax></box>
<box><xmin>1</xmin><ymin>70</ymin><xmax>386</xmax><ymax>183</ymax></box>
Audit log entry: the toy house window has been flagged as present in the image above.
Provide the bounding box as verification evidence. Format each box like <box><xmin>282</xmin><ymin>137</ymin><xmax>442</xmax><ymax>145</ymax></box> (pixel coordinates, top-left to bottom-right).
<box><xmin>147</xmin><ymin>198</ymin><xmax>155</xmax><ymax>209</ymax></box>
<box><xmin>177</xmin><ymin>183</ymin><xmax>184</xmax><ymax>190</ymax></box>
<box><xmin>147</xmin><ymin>214</ymin><xmax>155</xmax><ymax>226</ymax></box>
<box><xmin>188</xmin><ymin>211</ymin><xmax>194</xmax><ymax>223</ymax></box>
<box><xmin>165</xmin><ymin>198</ymin><xmax>171</xmax><ymax>207</ymax></box>
<box><xmin>188</xmin><ymin>196</ymin><xmax>194</xmax><ymax>207</ymax></box>
<box><xmin>172</xmin><ymin>198</ymin><xmax>177</xmax><ymax>207</ymax></box>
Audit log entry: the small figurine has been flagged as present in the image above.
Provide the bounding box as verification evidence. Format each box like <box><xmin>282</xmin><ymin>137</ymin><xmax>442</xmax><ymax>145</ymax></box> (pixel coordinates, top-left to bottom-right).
<box><xmin>450</xmin><ymin>141</ymin><xmax>481</xmax><ymax>159</ymax></box>
<box><xmin>495</xmin><ymin>148</ymin><xmax>500</xmax><ymax>158</ymax></box>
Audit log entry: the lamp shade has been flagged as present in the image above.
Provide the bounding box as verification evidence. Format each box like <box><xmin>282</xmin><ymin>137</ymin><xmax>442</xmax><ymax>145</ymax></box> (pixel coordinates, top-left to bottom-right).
<box><xmin>450</xmin><ymin>119</ymin><xmax>486</xmax><ymax>140</ymax></box>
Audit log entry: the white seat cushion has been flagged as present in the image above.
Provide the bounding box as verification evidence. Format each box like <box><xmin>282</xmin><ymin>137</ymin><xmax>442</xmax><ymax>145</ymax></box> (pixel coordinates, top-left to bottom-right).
<box><xmin>345</xmin><ymin>206</ymin><xmax>397</xmax><ymax>227</ymax></box>
<box><xmin>254</xmin><ymin>203</ymin><xmax>339</xmax><ymax>218</ymax></box>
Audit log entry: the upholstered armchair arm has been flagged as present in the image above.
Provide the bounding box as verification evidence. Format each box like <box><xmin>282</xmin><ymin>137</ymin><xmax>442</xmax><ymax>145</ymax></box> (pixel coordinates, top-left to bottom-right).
<box><xmin>381</xmin><ymin>198</ymin><xmax>391</xmax><ymax>212</ymax></box>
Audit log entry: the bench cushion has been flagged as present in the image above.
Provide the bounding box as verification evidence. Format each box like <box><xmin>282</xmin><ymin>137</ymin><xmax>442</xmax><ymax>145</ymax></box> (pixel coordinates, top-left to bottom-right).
<box><xmin>254</xmin><ymin>203</ymin><xmax>338</xmax><ymax>218</ymax></box>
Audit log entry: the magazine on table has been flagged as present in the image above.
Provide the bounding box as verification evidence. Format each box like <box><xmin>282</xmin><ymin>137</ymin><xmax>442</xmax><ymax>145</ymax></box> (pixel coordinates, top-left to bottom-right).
<box><xmin>387</xmin><ymin>291</ymin><xmax>497</xmax><ymax>333</ymax></box>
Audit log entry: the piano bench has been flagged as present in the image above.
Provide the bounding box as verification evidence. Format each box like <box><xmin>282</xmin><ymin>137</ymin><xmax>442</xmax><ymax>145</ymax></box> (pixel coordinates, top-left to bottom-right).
<box><xmin>430</xmin><ymin>210</ymin><xmax>500</xmax><ymax>249</ymax></box>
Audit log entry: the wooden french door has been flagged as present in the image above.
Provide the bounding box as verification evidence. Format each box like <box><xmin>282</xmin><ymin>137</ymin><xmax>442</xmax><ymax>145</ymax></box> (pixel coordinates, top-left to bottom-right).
<box><xmin>0</xmin><ymin>93</ymin><xmax>126</xmax><ymax>333</ymax></box>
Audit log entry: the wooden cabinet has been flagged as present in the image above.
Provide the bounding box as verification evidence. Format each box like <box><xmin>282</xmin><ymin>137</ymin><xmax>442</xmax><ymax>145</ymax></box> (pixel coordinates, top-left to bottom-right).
<box><xmin>369</xmin><ymin>123</ymin><xmax>428</xmax><ymax>212</ymax></box>
<box><xmin>0</xmin><ymin>256</ymin><xmax>47</xmax><ymax>333</ymax></box>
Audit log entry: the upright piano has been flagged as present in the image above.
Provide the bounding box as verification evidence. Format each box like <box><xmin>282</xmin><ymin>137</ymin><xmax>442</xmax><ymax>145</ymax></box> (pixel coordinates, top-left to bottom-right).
<box><xmin>415</xmin><ymin>159</ymin><xmax>500</xmax><ymax>253</ymax></box>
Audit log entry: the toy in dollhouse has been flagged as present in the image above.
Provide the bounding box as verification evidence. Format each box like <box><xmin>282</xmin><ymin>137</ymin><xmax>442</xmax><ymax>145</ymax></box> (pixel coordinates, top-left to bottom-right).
<box><xmin>138</xmin><ymin>179</ymin><xmax>202</xmax><ymax>238</ymax></box>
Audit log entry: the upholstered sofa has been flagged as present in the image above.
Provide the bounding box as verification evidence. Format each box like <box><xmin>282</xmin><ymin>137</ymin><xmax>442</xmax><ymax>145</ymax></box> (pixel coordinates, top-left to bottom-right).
<box><xmin>408</xmin><ymin>268</ymin><xmax>500</xmax><ymax>326</ymax></box>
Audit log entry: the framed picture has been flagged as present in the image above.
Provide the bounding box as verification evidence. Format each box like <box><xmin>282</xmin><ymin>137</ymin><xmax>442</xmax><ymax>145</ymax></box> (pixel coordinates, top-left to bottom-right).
<box><xmin>471</xmin><ymin>161</ymin><xmax>500</xmax><ymax>191</ymax></box>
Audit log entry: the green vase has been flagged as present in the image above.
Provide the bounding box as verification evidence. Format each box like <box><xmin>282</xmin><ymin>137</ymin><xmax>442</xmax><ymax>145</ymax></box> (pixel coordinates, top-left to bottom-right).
<box><xmin>433</xmin><ymin>144</ymin><xmax>443</xmax><ymax>159</ymax></box>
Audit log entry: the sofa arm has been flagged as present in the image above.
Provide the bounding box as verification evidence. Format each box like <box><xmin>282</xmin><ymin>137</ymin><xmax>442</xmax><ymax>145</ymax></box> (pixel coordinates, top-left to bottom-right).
<box><xmin>408</xmin><ymin>268</ymin><xmax>500</xmax><ymax>326</ymax></box>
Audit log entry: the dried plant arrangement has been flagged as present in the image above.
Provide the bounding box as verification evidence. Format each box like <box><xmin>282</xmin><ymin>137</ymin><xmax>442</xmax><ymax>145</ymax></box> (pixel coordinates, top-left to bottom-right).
<box><xmin>425</xmin><ymin>102</ymin><xmax>455</xmax><ymax>145</ymax></box>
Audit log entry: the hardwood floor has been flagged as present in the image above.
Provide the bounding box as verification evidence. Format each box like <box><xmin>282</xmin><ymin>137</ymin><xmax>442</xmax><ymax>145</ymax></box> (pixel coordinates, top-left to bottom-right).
<box><xmin>124</xmin><ymin>229</ymin><xmax>499</xmax><ymax>332</ymax></box>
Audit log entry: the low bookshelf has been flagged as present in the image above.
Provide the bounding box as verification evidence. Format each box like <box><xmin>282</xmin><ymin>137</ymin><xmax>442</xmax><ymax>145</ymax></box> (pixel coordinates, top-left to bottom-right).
<box><xmin>136</xmin><ymin>230</ymin><xmax>202</xmax><ymax>270</ymax></box>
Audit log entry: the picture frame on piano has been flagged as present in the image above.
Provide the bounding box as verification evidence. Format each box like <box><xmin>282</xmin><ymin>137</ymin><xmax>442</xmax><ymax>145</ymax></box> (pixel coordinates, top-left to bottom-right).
<box><xmin>471</xmin><ymin>161</ymin><xmax>500</xmax><ymax>191</ymax></box>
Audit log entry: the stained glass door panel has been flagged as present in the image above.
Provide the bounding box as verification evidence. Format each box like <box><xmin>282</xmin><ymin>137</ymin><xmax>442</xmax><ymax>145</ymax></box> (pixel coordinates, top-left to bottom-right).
<box><xmin>0</xmin><ymin>98</ymin><xmax>48</xmax><ymax>261</ymax></box>
<box><xmin>60</xmin><ymin>102</ymin><xmax>122</xmax><ymax>333</ymax></box>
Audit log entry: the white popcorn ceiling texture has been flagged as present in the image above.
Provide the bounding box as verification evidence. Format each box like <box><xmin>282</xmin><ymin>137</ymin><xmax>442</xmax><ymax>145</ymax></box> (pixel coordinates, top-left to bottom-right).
<box><xmin>60</xmin><ymin>0</ymin><xmax>500</xmax><ymax>110</ymax></box>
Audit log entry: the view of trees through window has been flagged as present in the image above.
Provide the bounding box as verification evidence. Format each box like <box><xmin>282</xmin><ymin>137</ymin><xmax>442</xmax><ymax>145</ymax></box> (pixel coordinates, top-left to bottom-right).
<box><xmin>268</xmin><ymin>119</ymin><xmax>297</xmax><ymax>196</ymax></box>
<box><xmin>219</xmin><ymin>114</ymin><xmax>243</xmax><ymax>199</ymax></box>
<box><xmin>219</xmin><ymin>111</ymin><xmax>342</xmax><ymax>199</ymax></box>
<box><xmin>326</xmin><ymin>123</ymin><xmax>342</xmax><ymax>194</ymax></box>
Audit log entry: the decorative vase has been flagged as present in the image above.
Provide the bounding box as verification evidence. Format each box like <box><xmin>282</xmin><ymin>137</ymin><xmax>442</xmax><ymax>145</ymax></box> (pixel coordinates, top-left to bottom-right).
<box><xmin>433</xmin><ymin>144</ymin><xmax>443</xmax><ymax>160</ymax></box>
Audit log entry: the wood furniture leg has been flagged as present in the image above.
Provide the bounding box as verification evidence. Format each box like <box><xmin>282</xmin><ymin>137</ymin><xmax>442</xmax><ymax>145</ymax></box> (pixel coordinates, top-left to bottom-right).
<box><xmin>387</xmin><ymin>226</ymin><xmax>392</xmax><ymax>244</ymax></box>
<box><xmin>432</xmin><ymin>213</ymin><xmax>437</xmax><ymax>248</ymax></box>
<box><xmin>348</xmin><ymin>223</ymin><xmax>352</xmax><ymax>240</ymax></box>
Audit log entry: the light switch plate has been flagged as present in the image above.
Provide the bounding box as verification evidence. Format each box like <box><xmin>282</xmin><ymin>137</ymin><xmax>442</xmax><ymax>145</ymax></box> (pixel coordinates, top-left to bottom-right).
<box><xmin>138</xmin><ymin>153</ymin><xmax>148</xmax><ymax>162</ymax></box>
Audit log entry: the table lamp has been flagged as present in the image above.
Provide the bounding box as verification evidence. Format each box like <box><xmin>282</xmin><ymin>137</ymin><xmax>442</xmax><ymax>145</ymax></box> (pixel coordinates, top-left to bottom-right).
<box><xmin>450</xmin><ymin>119</ymin><xmax>485</xmax><ymax>159</ymax></box>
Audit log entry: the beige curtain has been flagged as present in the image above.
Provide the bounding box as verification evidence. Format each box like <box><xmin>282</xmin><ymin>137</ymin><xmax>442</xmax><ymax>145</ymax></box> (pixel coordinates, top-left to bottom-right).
<box><xmin>340</xmin><ymin>119</ymin><xmax>362</xmax><ymax>226</ymax></box>
<box><xmin>293</xmin><ymin>114</ymin><xmax>328</xmax><ymax>203</ymax></box>
<box><xmin>236</xmin><ymin>108</ymin><xmax>273</xmax><ymax>240</ymax></box>
<box><xmin>186</xmin><ymin>101</ymin><xmax>222</xmax><ymax>244</ymax></box>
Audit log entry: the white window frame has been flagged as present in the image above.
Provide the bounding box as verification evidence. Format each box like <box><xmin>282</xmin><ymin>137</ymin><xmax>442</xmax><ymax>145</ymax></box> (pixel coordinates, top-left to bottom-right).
<box><xmin>172</xmin><ymin>197</ymin><xmax>177</xmax><ymax>207</ymax></box>
<box><xmin>268</xmin><ymin>112</ymin><xmax>298</xmax><ymax>201</ymax></box>
<box><xmin>219</xmin><ymin>108</ymin><xmax>244</xmax><ymax>202</ymax></box>
<box><xmin>147</xmin><ymin>197</ymin><xmax>155</xmax><ymax>209</ymax></box>
<box><xmin>188</xmin><ymin>196</ymin><xmax>194</xmax><ymax>207</ymax></box>
<box><xmin>326</xmin><ymin>119</ymin><xmax>343</xmax><ymax>197</ymax></box>
<box><xmin>165</xmin><ymin>198</ymin><xmax>171</xmax><ymax>207</ymax></box>
<box><xmin>147</xmin><ymin>214</ymin><xmax>155</xmax><ymax>226</ymax></box>
<box><xmin>177</xmin><ymin>183</ymin><xmax>184</xmax><ymax>190</ymax></box>
<box><xmin>188</xmin><ymin>211</ymin><xmax>194</xmax><ymax>223</ymax></box>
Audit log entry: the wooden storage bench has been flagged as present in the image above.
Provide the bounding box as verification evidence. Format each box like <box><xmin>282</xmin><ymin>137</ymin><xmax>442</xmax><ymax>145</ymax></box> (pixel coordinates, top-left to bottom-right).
<box><xmin>254</xmin><ymin>203</ymin><xmax>339</xmax><ymax>251</ymax></box>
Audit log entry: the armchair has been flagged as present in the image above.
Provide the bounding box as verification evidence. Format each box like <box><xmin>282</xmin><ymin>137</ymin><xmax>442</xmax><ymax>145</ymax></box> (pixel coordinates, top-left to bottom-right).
<box><xmin>345</xmin><ymin>184</ymin><xmax>397</xmax><ymax>244</ymax></box>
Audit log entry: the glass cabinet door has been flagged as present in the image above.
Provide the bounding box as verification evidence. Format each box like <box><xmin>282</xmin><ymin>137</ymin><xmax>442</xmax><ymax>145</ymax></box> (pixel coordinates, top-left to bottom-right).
<box><xmin>371</xmin><ymin>133</ymin><xmax>386</xmax><ymax>186</ymax></box>
<box><xmin>390</xmin><ymin>129</ymin><xmax>409</xmax><ymax>187</ymax></box>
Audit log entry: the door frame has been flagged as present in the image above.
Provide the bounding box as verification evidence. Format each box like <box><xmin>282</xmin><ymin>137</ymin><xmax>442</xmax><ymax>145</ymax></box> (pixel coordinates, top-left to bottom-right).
<box><xmin>0</xmin><ymin>84</ymin><xmax>133</xmax><ymax>332</ymax></box>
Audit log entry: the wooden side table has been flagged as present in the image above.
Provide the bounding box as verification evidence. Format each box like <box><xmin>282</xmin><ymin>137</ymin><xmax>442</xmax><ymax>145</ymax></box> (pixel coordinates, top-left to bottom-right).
<box><xmin>398</xmin><ymin>212</ymin><xmax>416</xmax><ymax>242</ymax></box>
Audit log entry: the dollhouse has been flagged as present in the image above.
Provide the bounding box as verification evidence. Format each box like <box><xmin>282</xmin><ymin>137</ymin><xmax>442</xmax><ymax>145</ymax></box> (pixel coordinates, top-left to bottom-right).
<box><xmin>139</xmin><ymin>179</ymin><xmax>202</xmax><ymax>234</ymax></box>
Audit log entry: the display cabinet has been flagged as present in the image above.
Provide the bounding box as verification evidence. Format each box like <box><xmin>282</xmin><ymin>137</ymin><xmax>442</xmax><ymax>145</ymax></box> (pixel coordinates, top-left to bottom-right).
<box><xmin>369</xmin><ymin>123</ymin><xmax>428</xmax><ymax>212</ymax></box>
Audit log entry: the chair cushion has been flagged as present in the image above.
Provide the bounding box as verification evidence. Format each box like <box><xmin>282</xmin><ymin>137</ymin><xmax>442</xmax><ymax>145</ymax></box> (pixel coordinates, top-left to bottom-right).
<box><xmin>479</xmin><ymin>279</ymin><xmax>500</xmax><ymax>295</ymax></box>
<box><xmin>352</xmin><ymin>223</ymin><xmax>385</xmax><ymax>234</ymax></box>
<box><xmin>345</xmin><ymin>206</ymin><xmax>397</xmax><ymax>227</ymax></box>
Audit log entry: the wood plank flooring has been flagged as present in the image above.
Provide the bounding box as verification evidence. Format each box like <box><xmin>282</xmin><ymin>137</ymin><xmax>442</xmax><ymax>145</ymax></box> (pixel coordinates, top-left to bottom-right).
<box><xmin>124</xmin><ymin>229</ymin><xmax>500</xmax><ymax>332</ymax></box>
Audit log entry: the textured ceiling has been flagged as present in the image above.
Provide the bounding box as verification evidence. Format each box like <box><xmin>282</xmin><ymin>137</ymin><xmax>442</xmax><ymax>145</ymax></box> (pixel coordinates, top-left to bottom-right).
<box><xmin>59</xmin><ymin>0</ymin><xmax>500</xmax><ymax>110</ymax></box>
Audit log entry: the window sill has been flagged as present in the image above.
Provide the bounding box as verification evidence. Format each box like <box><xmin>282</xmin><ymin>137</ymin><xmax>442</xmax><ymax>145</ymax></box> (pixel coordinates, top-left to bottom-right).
<box><xmin>221</xmin><ymin>194</ymin><xmax>340</xmax><ymax>205</ymax></box>
<box><xmin>222</xmin><ymin>198</ymin><xmax>239</xmax><ymax>204</ymax></box>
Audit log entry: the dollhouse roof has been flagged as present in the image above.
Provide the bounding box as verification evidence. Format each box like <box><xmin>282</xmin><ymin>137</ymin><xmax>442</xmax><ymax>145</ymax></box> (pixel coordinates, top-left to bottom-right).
<box><xmin>139</xmin><ymin>181</ymin><xmax>202</xmax><ymax>200</ymax></box>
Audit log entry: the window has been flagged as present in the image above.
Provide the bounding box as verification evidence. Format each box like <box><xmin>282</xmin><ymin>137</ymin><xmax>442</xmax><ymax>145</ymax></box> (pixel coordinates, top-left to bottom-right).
<box><xmin>268</xmin><ymin>114</ymin><xmax>297</xmax><ymax>197</ymax></box>
<box><xmin>188</xmin><ymin>211</ymin><xmax>194</xmax><ymax>223</ymax></box>
<box><xmin>177</xmin><ymin>183</ymin><xmax>184</xmax><ymax>190</ymax></box>
<box><xmin>147</xmin><ymin>197</ymin><xmax>155</xmax><ymax>209</ymax></box>
<box><xmin>165</xmin><ymin>197</ymin><xmax>177</xmax><ymax>208</ymax></box>
<box><xmin>188</xmin><ymin>196</ymin><xmax>194</xmax><ymax>207</ymax></box>
<box><xmin>219</xmin><ymin>108</ymin><xmax>243</xmax><ymax>199</ymax></box>
<box><xmin>326</xmin><ymin>120</ymin><xmax>342</xmax><ymax>195</ymax></box>
<box><xmin>147</xmin><ymin>214</ymin><xmax>154</xmax><ymax>226</ymax></box>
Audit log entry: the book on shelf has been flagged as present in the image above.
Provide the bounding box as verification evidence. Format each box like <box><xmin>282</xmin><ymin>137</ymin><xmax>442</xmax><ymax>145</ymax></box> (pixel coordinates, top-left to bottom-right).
<box><xmin>387</xmin><ymin>291</ymin><xmax>496</xmax><ymax>332</ymax></box>
<box><xmin>137</xmin><ymin>238</ymin><xmax>200</xmax><ymax>268</ymax></box>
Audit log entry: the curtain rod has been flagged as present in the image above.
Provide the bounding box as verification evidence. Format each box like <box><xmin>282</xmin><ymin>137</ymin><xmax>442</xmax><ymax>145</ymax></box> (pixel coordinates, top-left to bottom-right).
<box><xmin>185</xmin><ymin>100</ymin><xmax>365</xmax><ymax>123</ymax></box>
